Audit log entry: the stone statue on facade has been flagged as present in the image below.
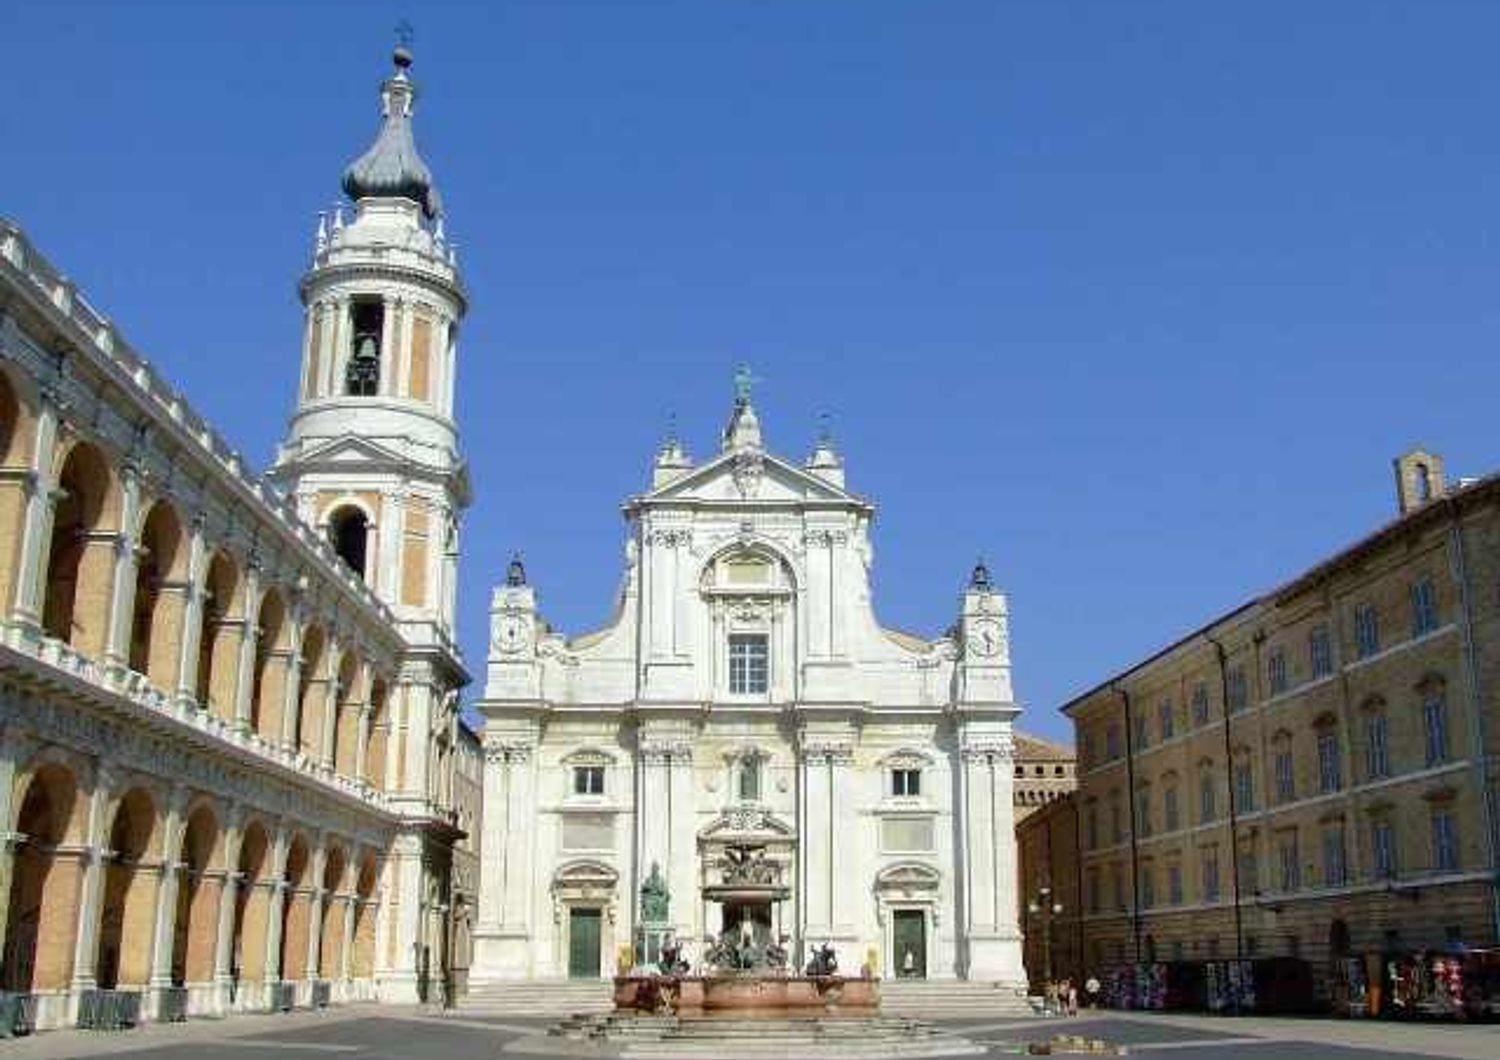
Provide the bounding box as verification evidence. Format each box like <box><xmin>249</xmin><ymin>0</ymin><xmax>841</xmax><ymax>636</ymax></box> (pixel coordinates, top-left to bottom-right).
<box><xmin>640</xmin><ymin>861</ymin><xmax>670</xmax><ymax>922</ymax></box>
<box><xmin>657</xmin><ymin>934</ymin><xmax>690</xmax><ymax>976</ymax></box>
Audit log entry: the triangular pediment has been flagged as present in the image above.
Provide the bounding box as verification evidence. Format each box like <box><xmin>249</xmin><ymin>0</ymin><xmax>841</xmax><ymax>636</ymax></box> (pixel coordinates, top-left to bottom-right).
<box><xmin>285</xmin><ymin>433</ymin><xmax>412</xmax><ymax>468</ymax></box>
<box><xmin>637</xmin><ymin>450</ymin><xmax>869</xmax><ymax>510</ymax></box>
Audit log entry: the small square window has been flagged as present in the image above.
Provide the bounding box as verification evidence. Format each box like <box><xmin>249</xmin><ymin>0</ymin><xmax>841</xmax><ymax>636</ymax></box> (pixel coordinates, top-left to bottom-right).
<box><xmin>573</xmin><ymin>765</ymin><xmax>604</xmax><ymax>796</ymax></box>
<box><xmin>892</xmin><ymin>768</ymin><xmax>921</xmax><ymax>797</ymax></box>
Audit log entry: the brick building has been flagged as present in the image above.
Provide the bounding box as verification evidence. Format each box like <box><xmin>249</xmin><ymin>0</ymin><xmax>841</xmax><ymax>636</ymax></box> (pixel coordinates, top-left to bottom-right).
<box><xmin>1061</xmin><ymin>451</ymin><xmax>1500</xmax><ymax>987</ymax></box>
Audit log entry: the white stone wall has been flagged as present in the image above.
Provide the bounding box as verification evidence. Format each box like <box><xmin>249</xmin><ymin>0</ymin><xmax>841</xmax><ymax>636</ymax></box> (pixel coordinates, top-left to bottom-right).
<box><xmin>473</xmin><ymin>399</ymin><xmax>1024</xmax><ymax>983</ymax></box>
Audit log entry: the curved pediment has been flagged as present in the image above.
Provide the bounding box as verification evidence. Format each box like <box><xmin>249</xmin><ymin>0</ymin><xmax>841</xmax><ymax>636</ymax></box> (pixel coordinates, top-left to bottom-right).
<box><xmin>875</xmin><ymin>861</ymin><xmax>941</xmax><ymax>892</ymax></box>
<box><xmin>698</xmin><ymin>806</ymin><xmax>796</xmax><ymax>841</ymax></box>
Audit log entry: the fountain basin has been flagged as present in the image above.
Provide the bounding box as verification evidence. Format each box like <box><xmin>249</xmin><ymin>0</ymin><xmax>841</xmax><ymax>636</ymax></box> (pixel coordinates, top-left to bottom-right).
<box><xmin>615</xmin><ymin>975</ymin><xmax>879</xmax><ymax>1016</ymax></box>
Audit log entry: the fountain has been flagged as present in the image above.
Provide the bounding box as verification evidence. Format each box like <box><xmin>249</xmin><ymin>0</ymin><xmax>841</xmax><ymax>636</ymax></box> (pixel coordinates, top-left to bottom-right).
<box><xmin>612</xmin><ymin>843</ymin><xmax>878</xmax><ymax>1017</ymax></box>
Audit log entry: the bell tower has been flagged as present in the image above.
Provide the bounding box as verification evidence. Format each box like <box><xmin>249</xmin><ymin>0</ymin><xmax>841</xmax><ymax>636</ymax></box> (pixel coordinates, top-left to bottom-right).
<box><xmin>272</xmin><ymin>42</ymin><xmax>469</xmax><ymax>634</ymax></box>
<box><xmin>270</xmin><ymin>42</ymin><xmax>470</xmax><ymax>1004</ymax></box>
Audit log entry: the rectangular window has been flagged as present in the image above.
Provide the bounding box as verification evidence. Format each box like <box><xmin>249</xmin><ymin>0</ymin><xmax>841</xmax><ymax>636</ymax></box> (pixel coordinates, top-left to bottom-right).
<box><xmin>1191</xmin><ymin>682</ymin><xmax>1210</xmax><ymax>726</ymax></box>
<box><xmin>1168</xmin><ymin>864</ymin><xmax>1183</xmax><ymax>905</ymax></box>
<box><xmin>573</xmin><ymin>765</ymin><xmax>605</xmax><ymax>796</ymax></box>
<box><xmin>728</xmin><ymin>633</ymin><xmax>769</xmax><ymax>694</ymax></box>
<box><xmin>1133</xmin><ymin>711</ymin><xmax>1150</xmax><ymax>751</ymax></box>
<box><xmin>1159</xmin><ymin>699</ymin><xmax>1175</xmax><ymax>741</ymax></box>
<box><xmin>1086</xmin><ymin>804</ymin><xmax>1099</xmax><ymax>851</ymax></box>
<box><xmin>1234</xmin><ymin>760</ymin><xmax>1256</xmax><ymax>813</ymax></box>
<box><xmin>1278</xmin><ymin>833</ymin><xmax>1300</xmax><ymax>892</ymax></box>
<box><xmin>1317</xmin><ymin>730</ymin><xmax>1342</xmax><ymax>794</ymax></box>
<box><xmin>1087</xmin><ymin>869</ymin><xmax>1101</xmax><ymax>915</ymax></box>
<box><xmin>1082</xmin><ymin>732</ymin><xmax>1096</xmax><ymax>769</ymax></box>
<box><xmin>1373</xmin><ymin>820</ymin><xmax>1396</xmax><ymax>879</ymax></box>
<box><xmin>1239</xmin><ymin>848</ymin><xmax>1259</xmax><ymax>893</ymax></box>
<box><xmin>1355</xmin><ymin>604</ymin><xmax>1380</xmax><ymax>659</ymax></box>
<box><xmin>1275</xmin><ymin>747</ymin><xmax>1296</xmax><ymax>802</ymax></box>
<box><xmin>892</xmin><ymin>768</ymin><xmax>921</xmax><ymax>797</ymax></box>
<box><xmin>1423</xmin><ymin>691</ymin><xmax>1449</xmax><ymax>766</ymax></box>
<box><xmin>1227</xmin><ymin>666</ymin><xmax>1249</xmax><ymax>713</ymax></box>
<box><xmin>1365</xmin><ymin>714</ymin><xmax>1390</xmax><ymax>779</ymax></box>
<box><xmin>1309</xmin><ymin>624</ymin><xmax>1333</xmax><ymax>678</ymax></box>
<box><xmin>1411</xmin><ymin>579</ymin><xmax>1439</xmax><ymax>637</ymax></box>
<box><xmin>1202</xmin><ymin>849</ymin><xmax>1220</xmax><ymax>902</ymax></box>
<box><xmin>1164</xmin><ymin>786</ymin><xmax>1180</xmax><ymax>833</ymax></box>
<box><xmin>1268</xmin><ymin>649</ymin><xmax>1288</xmax><ymax>696</ymax></box>
<box><xmin>1323</xmin><ymin>827</ymin><xmax>1348</xmax><ymax>887</ymax></box>
<box><xmin>1141</xmin><ymin>869</ymin><xmax>1156</xmax><ymax>909</ymax></box>
<box><xmin>346</xmin><ymin>299</ymin><xmax>385</xmax><ymax>396</ymax></box>
<box><xmin>1432</xmin><ymin>812</ymin><xmax>1458</xmax><ymax>871</ymax></box>
<box><xmin>1111</xmin><ymin>797</ymin><xmax>1124</xmax><ymax>844</ymax></box>
<box><xmin>1111</xmin><ymin>864</ymin><xmax>1126</xmax><ymax>912</ymax></box>
<box><xmin>1199</xmin><ymin>771</ymin><xmax>1216</xmax><ymax>823</ymax></box>
<box><xmin>1136</xmin><ymin>789</ymin><xmax>1153</xmax><ymax>838</ymax></box>
<box><xmin>1105</xmin><ymin>724</ymin><xmax>1122</xmax><ymax>760</ymax></box>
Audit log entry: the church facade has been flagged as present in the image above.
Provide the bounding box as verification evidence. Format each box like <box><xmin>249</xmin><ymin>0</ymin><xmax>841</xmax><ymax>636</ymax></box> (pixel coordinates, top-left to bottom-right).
<box><xmin>472</xmin><ymin>385</ymin><xmax>1027</xmax><ymax>985</ymax></box>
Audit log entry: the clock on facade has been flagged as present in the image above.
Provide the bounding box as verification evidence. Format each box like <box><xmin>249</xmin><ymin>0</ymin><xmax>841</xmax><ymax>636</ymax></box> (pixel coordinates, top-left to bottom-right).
<box><xmin>968</xmin><ymin>618</ymin><xmax>1003</xmax><ymax>657</ymax></box>
<box><xmin>492</xmin><ymin>614</ymin><xmax>530</xmax><ymax>654</ymax></box>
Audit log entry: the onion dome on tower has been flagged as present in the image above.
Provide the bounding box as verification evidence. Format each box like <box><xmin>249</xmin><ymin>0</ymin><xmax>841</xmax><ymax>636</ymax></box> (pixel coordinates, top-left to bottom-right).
<box><xmin>342</xmin><ymin>44</ymin><xmax>443</xmax><ymax>220</ymax></box>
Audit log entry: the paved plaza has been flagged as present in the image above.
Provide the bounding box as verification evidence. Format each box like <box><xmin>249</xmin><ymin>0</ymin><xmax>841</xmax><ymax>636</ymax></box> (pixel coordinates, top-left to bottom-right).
<box><xmin>0</xmin><ymin>1007</ymin><xmax>1496</xmax><ymax>1060</ymax></box>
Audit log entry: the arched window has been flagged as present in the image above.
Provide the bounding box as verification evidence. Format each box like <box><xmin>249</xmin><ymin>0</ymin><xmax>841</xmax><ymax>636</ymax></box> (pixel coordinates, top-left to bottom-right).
<box><xmin>1415</xmin><ymin>463</ymin><xmax>1431</xmax><ymax>502</ymax></box>
<box><xmin>329</xmin><ymin>507</ymin><xmax>369</xmax><ymax>580</ymax></box>
<box><xmin>345</xmin><ymin>300</ymin><xmax>383</xmax><ymax>396</ymax></box>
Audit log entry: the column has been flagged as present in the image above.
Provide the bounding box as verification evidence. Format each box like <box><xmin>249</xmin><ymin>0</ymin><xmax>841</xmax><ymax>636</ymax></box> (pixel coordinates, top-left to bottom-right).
<box><xmin>304</xmin><ymin>842</ymin><xmax>327</xmax><ymax>988</ymax></box>
<box><xmin>69</xmin><ymin>764</ymin><xmax>115</xmax><ymax>1004</ymax></box>
<box><xmin>470</xmin><ymin>738</ymin><xmax>535</xmax><ymax>981</ymax></box>
<box><xmin>261</xmin><ymin>825</ymin><xmax>289</xmax><ymax>998</ymax></box>
<box><xmin>172</xmin><ymin>517</ymin><xmax>210</xmax><ymax>709</ymax></box>
<box><xmin>147</xmin><ymin>786</ymin><xmax>188</xmax><ymax>1017</ymax></box>
<box><xmin>100</xmin><ymin>467</ymin><xmax>144</xmax><ymax>674</ymax></box>
<box><xmin>278</xmin><ymin>623</ymin><xmax>306</xmax><ymax>754</ymax></box>
<box><xmin>212</xmin><ymin>809</ymin><xmax>242</xmax><ymax>1015</ymax></box>
<box><xmin>4</xmin><ymin>378</ymin><xmax>60</xmax><ymax>646</ymax></box>
<box><xmin>231</xmin><ymin>565</ymin><xmax>262</xmax><ymax>731</ymax></box>
<box><xmin>956</xmin><ymin>727</ymin><xmax>1026</xmax><ymax>984</ymax></box>
<box><xmin>0</xmin><ymin>726</ymin><xmax>33</xmax><ymax>957</ymax></box>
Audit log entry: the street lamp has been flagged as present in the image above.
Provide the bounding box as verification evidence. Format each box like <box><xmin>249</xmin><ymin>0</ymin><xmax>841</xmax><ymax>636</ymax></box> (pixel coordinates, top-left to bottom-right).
<box><xmin>1026</xmin><ymin>885</ymin><xmax>1065</xmax><ymax>990</ymax></box>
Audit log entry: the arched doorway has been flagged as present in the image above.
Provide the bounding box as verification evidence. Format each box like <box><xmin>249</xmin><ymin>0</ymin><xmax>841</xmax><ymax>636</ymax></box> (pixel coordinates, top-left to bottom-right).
<box><xmin>129</xmin><ymin>502</ymin><xmax>186</xmax><ymax>686</ymax></box>
<box><xmin>294</xmin><ymin>627</ymin><xmax>327</xmax><ymax>759</ymax></box>
<box><xmin>195</xmin><ymin>551</ymin><xmax>241</xmax><ymax>717</ymax></box>
<box><xmin>250</xmin><ymin>590</ymin><xmax>288</xmax><ymax>741</ymax></box>
<box><xmin>97</xmin><ymin>787</ymin><xmax>158</xmax><ymax>990</ymax></box>
<box><xmin>2</xmin><ymin>762</ymin><xmax>82</xmax><ymax>992</ymax></box>
<box><xmin>317</xmin><ymin>846</ymin><xmax>347</xmax><ymax>981</ymax></box>
<box><xmin>231</xmin><ymin>821</ymin><xmax>270</xmax><ymax>1000</ymax></box>
<box><xmin>328</xmin><ymin>507</ymin><xmax>369</xmax><ymax>581</ymax></box>
<box><xmin>171</xmin><ymin>804</ymin><xmax>220</xmax><ymax>990</ymax></box>
<box><xmin>279</xmin><ymin>835</ymin><xmax>311</xmax><ymax>984</ymax></box>
<box><xmin>350</xmin><ymin>854</ymin><xmax>378</xmax><ymax>982</ymax></box>
<box><xmin>42</xmin><ymin>442</ymin><xmax>116</xmax><ymax>653</ymax></box>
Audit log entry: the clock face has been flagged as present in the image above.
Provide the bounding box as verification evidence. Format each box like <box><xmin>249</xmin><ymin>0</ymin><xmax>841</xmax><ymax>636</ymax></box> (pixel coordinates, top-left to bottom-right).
<box><xmin>969</xmin><ymin>619</ymin><xmax>1002</xmax><ymax>657</ymax></box>
<box><xmin>492</xmin><ymin>614</ymin><xmax>529</xmax><ymax>654</ymax></box>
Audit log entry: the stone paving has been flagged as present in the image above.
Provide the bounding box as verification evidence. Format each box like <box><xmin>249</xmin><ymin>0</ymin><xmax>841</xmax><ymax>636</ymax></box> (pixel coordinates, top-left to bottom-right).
<box><xmin>0</xmin><ymin>1005</ymin><xmax>1496</xmax><ymax>1059</ymax></box>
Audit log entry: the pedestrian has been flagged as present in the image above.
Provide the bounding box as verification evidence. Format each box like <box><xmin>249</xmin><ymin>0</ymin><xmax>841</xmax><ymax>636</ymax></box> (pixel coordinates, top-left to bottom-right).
<box><xmin>1066</xmin><ymin>979</ymin><xmax>1079</xmax><ymax>1016</ymax></box>
<box><xmin>1085</xmin><ymin>974</ymin><xmax>1100</xmax><ymax>1010</ymax></box>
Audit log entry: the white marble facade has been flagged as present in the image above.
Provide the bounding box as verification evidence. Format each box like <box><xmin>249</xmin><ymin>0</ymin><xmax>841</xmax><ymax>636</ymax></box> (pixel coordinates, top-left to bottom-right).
<box><xmin>472</xmin><ymin>381</ymin><xmax>1025</xmax><ymax>984</ymax></box>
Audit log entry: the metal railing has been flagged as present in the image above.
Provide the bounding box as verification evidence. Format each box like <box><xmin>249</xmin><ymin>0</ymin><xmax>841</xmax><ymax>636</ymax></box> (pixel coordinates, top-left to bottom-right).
<box><xmin>269</xmin><ymin>981</ymin><xmax>296</xmax><ymax>1013</ymax></box>
<box><xmin>311</xmin><ymin>980</ymin><xmax>331</xmax><ymax>1008</ymax></box>
<box><xmin>158</xmin><ymin>985</ymin><xmax>190</xmax><ymax>1023</ymax></box>
<box><xmin>0</xmin><ymin>992</ymin><xmax>36</xmax><ymax>1037</ymax></box>
<box><xmin>76</xmin><ymin>989</ymin><xmax>142</xmax><ymax>1030</ymax></box>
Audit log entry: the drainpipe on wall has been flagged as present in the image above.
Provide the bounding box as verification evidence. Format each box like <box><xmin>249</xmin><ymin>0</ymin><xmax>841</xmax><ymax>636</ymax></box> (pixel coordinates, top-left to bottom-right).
<box><xmin>1207</xmin><ymin>634</ymin><xmax>1246</xmax><ymax>970</ymax></box>
<box><xmin>1446</xmin><ymin>499</ymin><xmax>1500</xmax><ymax>944</ymax></box>
<box><xmin>1115</xmin><ymin>684</ymin><xmax>1143</xmax><ymax>966</ymax></box>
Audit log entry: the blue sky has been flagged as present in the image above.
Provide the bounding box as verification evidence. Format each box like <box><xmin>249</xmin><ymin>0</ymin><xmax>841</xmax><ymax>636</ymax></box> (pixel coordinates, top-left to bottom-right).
<box><xmin>5</xmin><ymin>2</ymin><xmax>1498</xmax><ymax>742</ymax></box>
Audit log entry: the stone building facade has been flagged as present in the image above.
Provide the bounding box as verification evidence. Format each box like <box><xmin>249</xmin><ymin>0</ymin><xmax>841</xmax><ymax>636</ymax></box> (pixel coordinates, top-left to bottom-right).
<box><xmin>1062</xmin><ymin>452</ymin><xmax>1500</xmax><ymax>984</ymax></box>
<box><xmin>0</xmin><ymin>45</ymin><xmax>473</xmax><ymax>1029</ymax></box>
<box><xmin>1013</xmin><ymin>733</ymin><xmax>1076</xmax><ymax>825</ymax></box>
<box><xmin>472</xmin><ymin>387</ymin><xmax>1027</xmax><ymax>986</ymax></box>
<box><xmin>1016</xmin><ymin>792</ymin><xmax>1082</xmax><ymax>991</ymax></box>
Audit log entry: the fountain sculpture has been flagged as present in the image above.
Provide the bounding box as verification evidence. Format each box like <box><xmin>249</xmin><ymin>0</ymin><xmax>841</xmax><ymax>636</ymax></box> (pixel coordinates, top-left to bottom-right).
<box><xmin>613</xmin><ymin>842</ymin><xmax>879</xmax><ymax>1016</ymax></box>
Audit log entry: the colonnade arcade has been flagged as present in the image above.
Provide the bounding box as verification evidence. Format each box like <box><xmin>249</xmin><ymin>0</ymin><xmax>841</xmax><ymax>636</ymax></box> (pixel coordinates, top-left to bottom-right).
<box><xmin>0</xmin><ymin>365</ymin><xmax>396</xmax><ymax>790</ymax></box>
<box><xmin>0</xmin><ymin>741</ymin><xmax>382</xmax><ymax>1020</ymax></box>
<box><xmin>0</xmin><ymin>312</ymin><xmax>410</xmax><ymax>1024</ymax></box>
